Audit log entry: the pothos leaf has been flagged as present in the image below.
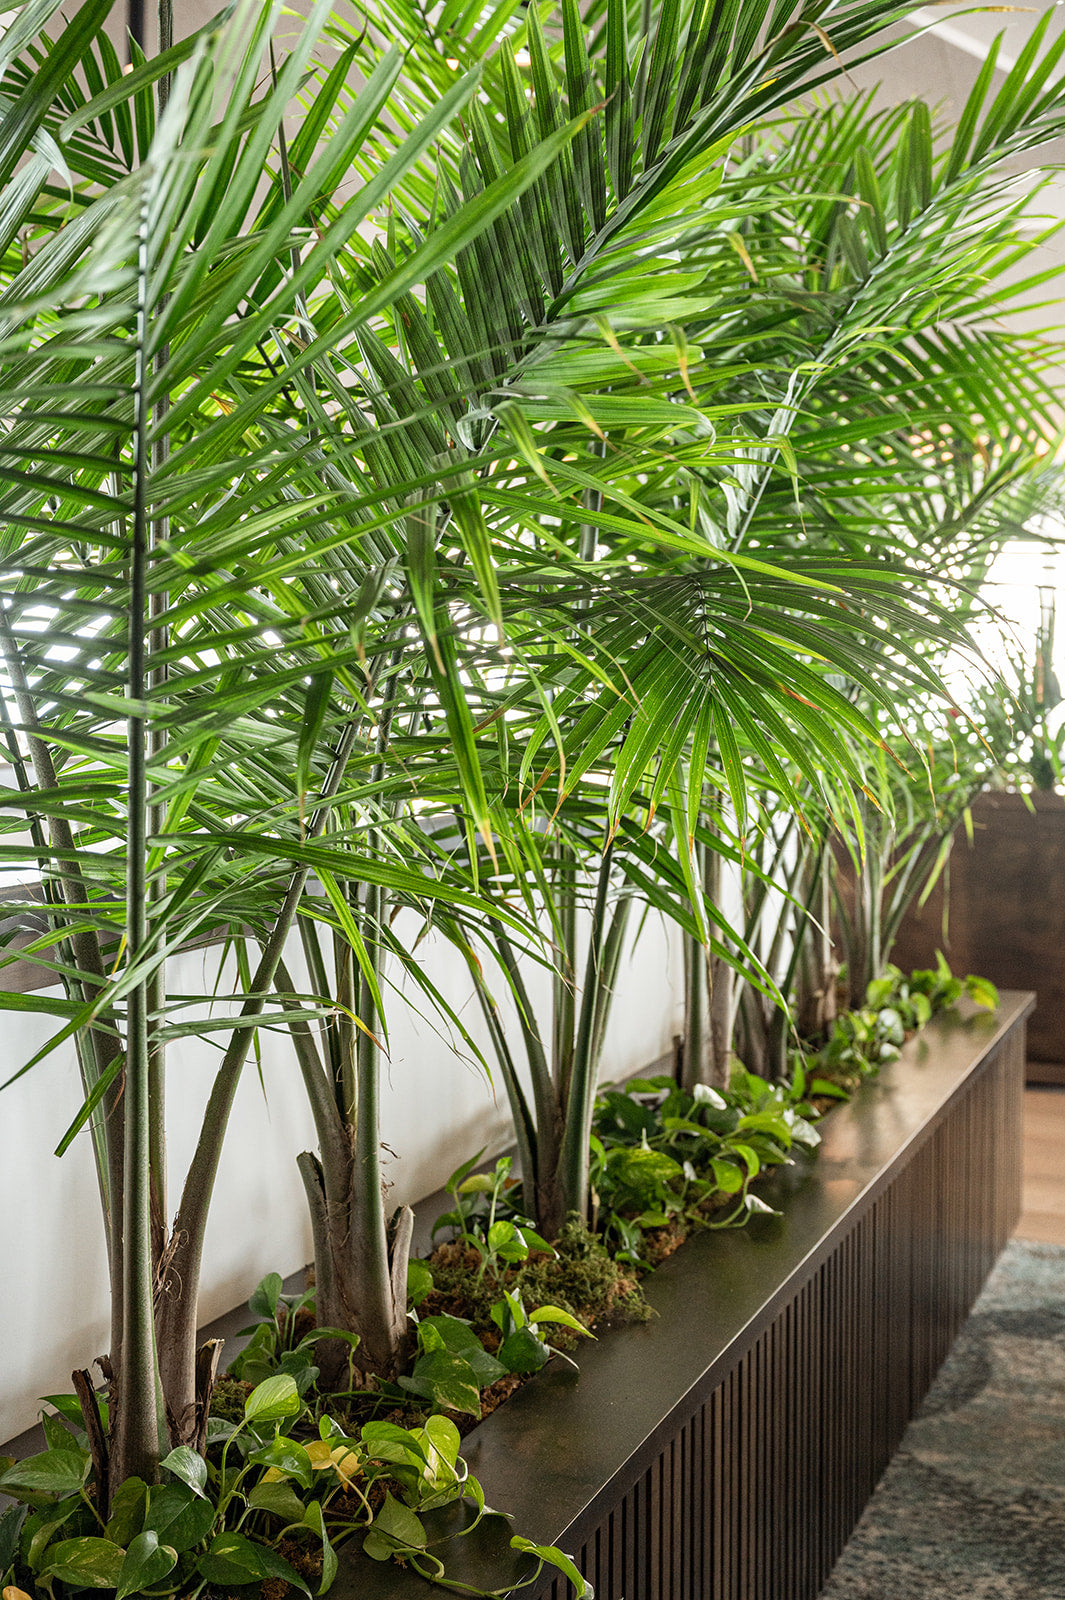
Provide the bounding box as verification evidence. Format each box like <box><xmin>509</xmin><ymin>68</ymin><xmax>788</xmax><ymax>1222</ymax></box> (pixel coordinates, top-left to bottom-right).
<box><xmin>363</xmin><ymin>1492</ymin><xmax>427</xmax><ymax>1561</ymax></box>
<box><xmin>115</xmin><ymin>1531</ymin><xmax>178</xmax><ymax>1600</ymax></box>
<box><xmin>510</xmin><ymin>1535</ymin><xmax>593</xmax><ymax>1598</ymax></box>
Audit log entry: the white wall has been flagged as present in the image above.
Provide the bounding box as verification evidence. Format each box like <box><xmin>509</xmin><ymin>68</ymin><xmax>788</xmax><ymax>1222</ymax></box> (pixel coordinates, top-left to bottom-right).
<box><xmin>379</xmin><ymin>909</ymin><xmax>686</xmax><ymax>1206</ymax></box>
<box><xmin>0</xmin><ymin>915</ymin><xmax>684</xmax><ymax>1442</ymax></box>
<box><xmin>0</xmin><ymin>944</ymin><xmax>318</xmax><ymax>1442</ymax></box>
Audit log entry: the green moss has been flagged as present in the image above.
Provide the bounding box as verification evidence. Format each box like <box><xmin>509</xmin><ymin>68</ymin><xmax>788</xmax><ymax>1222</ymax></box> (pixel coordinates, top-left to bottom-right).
<box><xmin>209</xmin><ymin>1375</ymin><xmax>254</xmax><ymax>1423</ymax></box>
<box><xmin>423</xmin><ymin>1219</ymin><xmax>651</xmax><ymax>1347</ymax></box>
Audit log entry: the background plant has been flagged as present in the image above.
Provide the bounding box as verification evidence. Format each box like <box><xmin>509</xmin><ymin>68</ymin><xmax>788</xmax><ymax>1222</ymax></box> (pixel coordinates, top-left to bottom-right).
<box><xmin>590</xmin><ymin>1068</ymin><xmax>817</xmax><ymax>1260</ymax></box>
<box><xmin>317</xmin><ymin>0</ymin><xmax>1065</xmax><ymax>1244</ymax></box>
<box><xmin>663</xmin><ymin>72</ymin><xmax>1065</xmax><ymax>1077</ymax></box>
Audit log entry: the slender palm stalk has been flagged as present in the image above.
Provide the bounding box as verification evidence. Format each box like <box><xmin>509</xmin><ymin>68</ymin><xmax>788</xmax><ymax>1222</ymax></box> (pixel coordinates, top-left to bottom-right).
<box><xmin>434</xmin><ymin>799</ymin><xmax>762</xmax><ymax>1237</ymax></box>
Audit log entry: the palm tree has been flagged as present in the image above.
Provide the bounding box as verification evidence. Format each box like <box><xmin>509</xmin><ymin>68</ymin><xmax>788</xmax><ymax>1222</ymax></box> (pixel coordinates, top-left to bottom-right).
<box><xmin>205</xmin><ymin>0</ymin><xmax>955</xmax><ymax>1315</ymax></box>
<box><xmin>613</xmin><ymin>62</ymin><xmax>1065</xmax><ymax>1080</ymax></box>
<box><xmin>327</xmin><ymin>4</ymin><xmax>1065</xmax><ymax>1151</ymax></box>
<box><xmin>0</xmin><ymin>0</ymin><xmax>587</xmax><ymax>1492</ymax></box>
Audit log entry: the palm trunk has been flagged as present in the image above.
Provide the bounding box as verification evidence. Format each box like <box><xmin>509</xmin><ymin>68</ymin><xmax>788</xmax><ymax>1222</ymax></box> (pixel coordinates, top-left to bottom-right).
<box><xmin>155</xmin><ymin>725</ymin><xmax>360</xmax><ymax>1438</ymax></box>
<box><xmin>552</xmin><ymin>841</ymin><xmax>578</xmax><ymax>1106</ymax></box>
<box><xmin>588</xmin><ymin>892</ymin><xmax>632</xmax><ymax>1085</ymax></box>
<box><xmin>482</xmin><ymin>924</ymin><xmax>563</xmax><ymax>1234</ymax></box>
<box><xmin>344</xmin><ymin>877</ymin><xmax>412</xmax><ymax>1380</ymax></box>
<box><xmin>297</xmin><ymin>1145</ymin><xmax>414</xmax><ymax>1387</ymax></box>
<box><xmin>708</xmin><ymin>947</ymin><xmax>733</xmax><ymax>1089</ymax></box>
<box><xmin>147</xmin><ymin>0</ymin><xmax>172</xmax><ymax>1275</ymax></box>
<box><xmin>682</xmin><ymin>925</ymin><xmax>706</xmax><ymax>1089</ymax></box>
<box><xmin>112</xmin><ymin>188</ymin><xmax>165</xmax><ymax>1491</ymax></box>
<box><xmin>279</xmin><ymin>943</ymin><xmax>413</xmax><ymax>1386</ymax></box>
<box><xmin>275</xmin><ymin>662</ymin><xmax>412</xmax><ymax>1386</ymax></box>
<box><xmin>682</xmin><ymin>838</ymin><xmax>732</xmax><ymax>1090</ymax></box>
<box><xmin>155</xmin><ymin>876</ymin><xmax>324</xmax><ymax>1435</ymax></box>
<box><xmin>554</xmin><ymin>842</ymin><xmax>615</xmax><ymax>1230</ymax></box>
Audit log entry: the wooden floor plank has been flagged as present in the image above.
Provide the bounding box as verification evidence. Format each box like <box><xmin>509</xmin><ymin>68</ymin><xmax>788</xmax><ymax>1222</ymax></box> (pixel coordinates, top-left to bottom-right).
<box><xmin>1015</xmin><ymin>1086</ymin><xmax>1065</xmax><ymax>1245</ymax></box>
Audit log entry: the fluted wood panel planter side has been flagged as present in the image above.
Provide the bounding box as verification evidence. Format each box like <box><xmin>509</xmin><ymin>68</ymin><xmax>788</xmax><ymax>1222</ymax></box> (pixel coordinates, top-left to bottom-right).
<box><xmin>338</xmin><ymin>994</ymin><xmax>1030</xmax><ymax>1600</ymax></box>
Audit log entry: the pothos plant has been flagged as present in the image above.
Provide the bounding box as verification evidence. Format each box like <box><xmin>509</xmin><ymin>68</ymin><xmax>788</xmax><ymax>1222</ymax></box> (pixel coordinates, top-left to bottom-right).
<box><xmin>411</xmin><ymin>955</ymin><xmax>993</xmax><ymax>1294</ymax></box>
<box><xmin>0</xmin><ymin>1371</ymin><xmax>589</xmax><ymax>1598</ymax></box>
<box><xmin>589</xmin><ymin>1069</ymin><xmax>818</xmax><ymax>1262</ymax></box>
<box><xmin>805</xmin><ymin>958</ymin><xmax>999</xmax><ymax>1095</ymax></box>
<box><xmin>225</xmin><ymin>1239</ymin><xmax>594</xmax><ymax>1428</ymax></box>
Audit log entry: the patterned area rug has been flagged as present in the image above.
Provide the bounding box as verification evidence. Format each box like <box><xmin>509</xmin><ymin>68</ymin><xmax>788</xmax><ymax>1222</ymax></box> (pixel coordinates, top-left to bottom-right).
<box><xmin>819</xmin><ymin>1240</ymin><xmax>1065</xmax><ymax>1599</ymax></box>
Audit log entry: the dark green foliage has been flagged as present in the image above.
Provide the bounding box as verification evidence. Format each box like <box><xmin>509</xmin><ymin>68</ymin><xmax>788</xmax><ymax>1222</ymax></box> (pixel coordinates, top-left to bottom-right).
<box><xmin>0</xmin><ymin>1374</ymin><xmax>584</xmax><ymax>1599</ymax></box>
<box><xmin>589</xmin><ymin>962</ymin><xmax>996</xmax><ymax>1260</ymax></box>
<box><xmin>591</xmin><ymin>1068</ymin><xmax>818</xmax><ymax>1261</ymax></box>
<box><xmin>399</xmin><ymin>1314</ymin><xmax>505</xmax><ymax>1416</ymax></box>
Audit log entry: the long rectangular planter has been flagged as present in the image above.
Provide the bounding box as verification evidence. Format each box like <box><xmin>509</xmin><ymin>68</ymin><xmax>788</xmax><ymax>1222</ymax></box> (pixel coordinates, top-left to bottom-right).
<box><xmin>339</xmin><ymin>991</ymin><xmax>1031</xmax><ymax>1600</ymax></box>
